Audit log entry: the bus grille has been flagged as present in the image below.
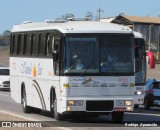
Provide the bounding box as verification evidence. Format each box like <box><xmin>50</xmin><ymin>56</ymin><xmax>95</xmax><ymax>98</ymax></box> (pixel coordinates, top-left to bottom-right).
<box><xmin>86</xmin><ymin>100</ymin><xmax>114</xmax><ymax>111</ymax></box>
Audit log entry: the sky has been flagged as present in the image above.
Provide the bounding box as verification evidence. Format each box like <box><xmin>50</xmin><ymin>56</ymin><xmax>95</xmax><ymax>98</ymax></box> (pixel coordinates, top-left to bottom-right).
<box><xmin>0</xmin><ymin>0</ymin><xmax>160</xmax><ymax>34</ymax></box>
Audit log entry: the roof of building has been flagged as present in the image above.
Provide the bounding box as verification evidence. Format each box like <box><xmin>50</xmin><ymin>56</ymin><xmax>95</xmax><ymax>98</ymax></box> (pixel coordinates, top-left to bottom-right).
<box><xmin>113</xmin><ymin>15</ymin><xmax>160</xmax><ymax>24</ymax></box>
<box><xmin>12</xmin><ymin>20</ymin><xmax>132</xmax><ymax>33</ymax></box>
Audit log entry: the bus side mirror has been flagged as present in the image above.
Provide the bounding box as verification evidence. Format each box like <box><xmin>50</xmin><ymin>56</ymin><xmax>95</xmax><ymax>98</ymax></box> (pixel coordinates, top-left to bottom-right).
<box><xmin>52</xmin><ymin>51</ymin><xmax>58</xmax><ymax>61</ymax></box>
<box><xmin>135</xmin><ymin>60</ymin><xmax>138</xmax><ymax>73</ymax></box>
<box><xmin>142</xmin><ymin>52</ymin><xmax>146</xmax><ymax>59</ymax></box>
<box><xmin>52</xmin><ymin>39</ymin><xmax>59</xmax><ymax>61</ymax></box>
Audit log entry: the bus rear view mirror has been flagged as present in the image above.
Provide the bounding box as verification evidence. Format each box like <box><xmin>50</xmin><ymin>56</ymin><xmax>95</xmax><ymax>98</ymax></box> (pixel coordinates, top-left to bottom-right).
<box><xmin>52</xmin><ymin>39</ymin><xmax>59</xmax><ymax>61</ymax></box>
<box><xmin>54</xmin><ymin>39</ymin><xmax>59</xmax><ymax>50</ymax></box>
<box><xmin>52</xmin><ymin>51</ymin><xmax>58</xmax><ymax>61</ymax></box>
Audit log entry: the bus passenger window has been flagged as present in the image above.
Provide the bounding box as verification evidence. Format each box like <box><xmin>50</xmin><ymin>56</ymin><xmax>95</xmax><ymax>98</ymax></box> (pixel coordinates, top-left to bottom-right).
<box><xmin>13</xmin><ymin>35</ymin><xmax>18</xmax><ymax>55</ymax></box>
<box><xmin>20</xmin><ymin>34</ymin><xmax>24</xmax><ymax>55</ymax></box>
<box><xmin>11</xmin><ymin>35</ymin><xmax>15</xmax><ymax>55</ymax></box>
<box><xmin>45</xmin><ymin>33</ymin><xmax>50</xmax><ymax>56</ymax></box>
<box><xmin>26</xmin><ymin>34</ymin><xmax>32</xmax><ymax>55</ymax></box>
<box><xmin>30</xmin><ymin>34</ymin><xmax>34</xmax><ymax>55</ymax></box>
<box><xmin>32</xmin><ymin>33</ymin><xmax>39</xmax><ymax>56</ymax></box>
<box><xmin>23</xmin><ymin>34</ymin><xmax>27</xmax><ymax>55</ymax></box>
<box><xmin>39</xmin><ymin>33</ymin><xmax>46</xmax><ymax>56</ymax></box>
<box><xmin>17</xmin><ymin>34</ymin><xmax>21</xmax><ymax>55</ymax></box>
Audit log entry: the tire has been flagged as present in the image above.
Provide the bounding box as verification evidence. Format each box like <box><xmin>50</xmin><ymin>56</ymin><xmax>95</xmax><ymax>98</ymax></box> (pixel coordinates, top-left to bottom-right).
<box><xmin>50</xmin><ymin>90</ymin><xmax>55</xmax><ymax>118</ymax></box>
<box><xmin>53</xmin><ymin>99</ymin><xmax>64</xmax><ymax>121</ymax></box>
<box><xmin>144</xmin><ymin>99</ymin><xmax>150</xmax><ymax>110</ymax></box>
<box><xmin>50</xmin><ymin>90</ymin><xmax>64</xmax><ymax>120</ymax></box>
<box><xmin>21</xmin><ymin>88</ymin><xmax>32</xmax><ymax>113</ymax></box>
<box><xmin>112</xmin><ymin>112</ymin><xmax>124</xmax><ymax>123</ymax></box>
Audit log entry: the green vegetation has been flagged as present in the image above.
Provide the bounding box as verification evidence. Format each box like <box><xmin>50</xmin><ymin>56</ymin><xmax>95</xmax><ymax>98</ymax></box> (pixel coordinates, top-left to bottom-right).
<box><xmin>0</xmin><ymin>30</ymin><xmax>11</xmax><ymax>46</ymax></box>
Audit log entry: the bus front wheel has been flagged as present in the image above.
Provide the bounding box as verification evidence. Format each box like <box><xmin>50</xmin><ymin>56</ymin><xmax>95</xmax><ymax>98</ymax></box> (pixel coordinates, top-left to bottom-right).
<box><xmin>22</xmin><ymin>88</ymin><xmax>32</xmax><ymax>113</ymax></box>
<box><xmin>112</xmin><ymin>112</ymin><xmax>124</xmax><ymax>123</ymax></box>
<box><xmin>53</xmin><ymin>99</ymin><xmax>64</xmax><ymax>121</ymax></box>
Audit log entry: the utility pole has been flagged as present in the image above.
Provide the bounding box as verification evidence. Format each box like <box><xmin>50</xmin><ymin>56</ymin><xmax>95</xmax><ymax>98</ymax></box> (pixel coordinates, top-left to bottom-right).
<box><xmin>97</xmin><ymin>7</ymin><xmax>104</xmax><ymax>21</ymax></box>
<box><xmin>148</xmin><ymin>24</ymin><xmax>152</xmax><ymax>50</ymax></box>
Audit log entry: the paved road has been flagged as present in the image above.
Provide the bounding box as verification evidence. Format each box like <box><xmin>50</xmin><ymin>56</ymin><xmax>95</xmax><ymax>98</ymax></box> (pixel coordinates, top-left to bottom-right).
<box><xmin>0</xmin><ymin>91</ymin><xmax>160</xmax><ymax>130</ymax></box>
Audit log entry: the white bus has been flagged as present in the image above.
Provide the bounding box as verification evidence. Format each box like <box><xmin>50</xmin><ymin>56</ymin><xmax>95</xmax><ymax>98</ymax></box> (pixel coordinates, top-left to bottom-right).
<box><xmin>10</xmin><ymin>20</ymin><xmax>135</xmax><ymax>122</ymax></box>
<box><xmin>134</xmin><ymin>32</ymin><xmax>146</xmax><ymax>108</ymax></box>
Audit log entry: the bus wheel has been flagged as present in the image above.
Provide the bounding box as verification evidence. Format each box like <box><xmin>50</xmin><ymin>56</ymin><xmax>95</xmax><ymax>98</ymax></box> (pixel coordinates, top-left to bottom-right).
<box><xmin>22</xmin><ymin>88</ymin><xmax>32</xmax><ymax>113</ymax></box>
<box><xmin>112</xmin><ymin>112</ymin><xmax>124</xmax><ymax>123</ymax></box>
<box><xmin>53</xmin><ymin>99</ymin><xmax>64</xmax><ymax>121</ymax></box>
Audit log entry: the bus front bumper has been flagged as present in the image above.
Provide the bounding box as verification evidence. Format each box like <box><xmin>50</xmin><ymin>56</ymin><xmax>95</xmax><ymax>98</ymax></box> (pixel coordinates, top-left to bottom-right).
<box><xmin>61</xmin><ymin>97</ymin><xmax>134</xmax><ymax>114</ymax></box>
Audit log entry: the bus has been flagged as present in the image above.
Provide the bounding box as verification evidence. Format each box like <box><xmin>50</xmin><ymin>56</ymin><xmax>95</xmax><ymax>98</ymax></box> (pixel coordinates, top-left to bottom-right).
<box><xmin>134</xmin><ymin>32</ymin><xmax>146</xmax><ymax>108</ymax></box>
<box><xmin>10</xmin><ymin>20</ymin><xmax>135</xmax><ymax>122</ymax></box>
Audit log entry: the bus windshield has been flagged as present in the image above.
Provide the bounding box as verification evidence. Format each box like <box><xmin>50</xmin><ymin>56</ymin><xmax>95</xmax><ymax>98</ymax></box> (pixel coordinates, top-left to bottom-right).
<box><xmin>63</xmin><ymin>34</ymin><xmax>134</xmax><ymax>75</ymax></box>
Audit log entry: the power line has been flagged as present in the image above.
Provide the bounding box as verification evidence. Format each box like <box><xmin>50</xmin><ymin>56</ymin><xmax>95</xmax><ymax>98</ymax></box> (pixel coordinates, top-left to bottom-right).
<box><xmin>148</xmin><ymin>6</ymin><xmax>160</xmax><ymax>16</ymax></box>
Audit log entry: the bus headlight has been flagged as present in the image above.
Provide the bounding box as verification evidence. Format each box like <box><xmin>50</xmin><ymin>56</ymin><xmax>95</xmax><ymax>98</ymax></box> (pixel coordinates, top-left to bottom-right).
<box><xmin>67</xmin><ymin>100</ymin><xmax>83</xmax><ymax>106</ymax></box>
<box><xmin>125</xmin><ymin>100</ymin><xmax>133</xmax><ymax>106</ymax></box>
<box><xmin>116</xmin><ymin>100</ymin><xmax>124</xmax><ymax>106</ymax></box>
<box><xmin>134</xmin><ymin>91</ymin><xmax>142</xmax><ymax>95</ymax></box>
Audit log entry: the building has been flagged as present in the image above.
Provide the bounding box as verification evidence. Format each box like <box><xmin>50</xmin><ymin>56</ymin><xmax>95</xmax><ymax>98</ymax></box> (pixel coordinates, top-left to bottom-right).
<box><xmin>102</xmin><ymin>14</ymin><xmax>160</xmax><ymax>52</ymax></box>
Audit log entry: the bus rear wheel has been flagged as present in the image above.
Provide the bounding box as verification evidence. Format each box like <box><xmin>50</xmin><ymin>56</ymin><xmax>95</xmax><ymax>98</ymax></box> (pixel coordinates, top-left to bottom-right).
<box><xmin>22</xmin><ymin>88</ymin><xmax>32</xmax><ymax>113</ymax></box>
<box><xmin>112</xmin><ymin>112</ymin><xmax>124</xmax><ymax>123</ymax></box>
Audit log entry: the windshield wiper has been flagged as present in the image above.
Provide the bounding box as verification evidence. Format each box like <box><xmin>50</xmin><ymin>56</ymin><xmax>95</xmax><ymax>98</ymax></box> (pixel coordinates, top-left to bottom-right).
<box><xmin>83</xmin><ymin>60</ymin><xmax>95</xmax><ymax>74</ymax></box>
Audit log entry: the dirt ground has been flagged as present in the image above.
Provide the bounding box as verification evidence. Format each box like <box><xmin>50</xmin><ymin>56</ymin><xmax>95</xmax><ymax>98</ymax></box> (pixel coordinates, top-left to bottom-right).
<box><xmin>147</xmin><ymin>64</ymin><xmax>160</xmax><ymax>80</ymax></box>
<box><xmin>0</xmin><ymin>46</ymin><xmax>9</xmax><ymax>66</ymax></box>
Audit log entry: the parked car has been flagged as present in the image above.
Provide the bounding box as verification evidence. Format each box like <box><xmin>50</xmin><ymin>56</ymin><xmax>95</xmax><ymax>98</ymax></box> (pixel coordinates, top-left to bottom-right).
<box><xmin>0</xmin><ymin>67</ymin><xmax>10</xmax><ymax>90</ymax></box>
<box><xmin>144</xmin><ymin>79</ymin><xmax>160</xmax><ymax>109</ymax></box>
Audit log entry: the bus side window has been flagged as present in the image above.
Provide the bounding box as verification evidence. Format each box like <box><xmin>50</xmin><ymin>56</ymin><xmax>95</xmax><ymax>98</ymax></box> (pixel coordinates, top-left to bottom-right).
<box><xmin>26</xmin><ymin>34</ymin><xmax>32</xmax><ymax>55</ymax></box>
<box><xmin>39</xmin><ymin>33</ymin><xmax>46</xmax><ymax>56</ymax></box>
<box><xmin>30</xmin><ymin>34</ymin><xmax>34</xmax><ymax>55</ymax></box>
<box><xmin>13</xmin><ymin>34</ymin><xmax>18</xmax><ymax>55</ymax></box>
<box><xmin>19</xmin><ymin>34</ymin><xmax>24</xmax><ymax>55</ymax></box>
<box><xmin>17</xmin><ymin>34</ymin><xmax>21</xmax><ymax>55</ymax></box>
<box><xmin>46</xmin><ymin>32</ymin><xmax>54</xmax><ymax>56</ymax></box>
<box><xmin>23</xmin><ymin>34</ymin><xmax>27</xmax><ymax>55</ymax></box>
<box><xmin>45</xmin><ymin>33</ymin><xmax>50</xmax><ymax>56</ymax></box>
<box><xmin>38</xmin><ymin>33</ymin><xmax>41</xmax><ymax>55</ymax></box>
<box><xmin>32</xmin><ymin>33</ymin><xmax>39</xmax><ymax>56</ymax></box>
<box><xmin>11</xmin><ymin>35</ymin><xmax>15</xmax><ymax>55</ymax></box>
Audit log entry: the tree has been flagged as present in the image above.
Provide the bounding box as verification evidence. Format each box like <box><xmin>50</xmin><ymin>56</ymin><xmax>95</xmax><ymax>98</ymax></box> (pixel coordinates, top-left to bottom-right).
<box><xmin>2</xmin><ymin>30</ymin><xmax>11</xmax><ymax>36</ymax></box>
<box><xmin>85</xmin><ymin>12</ymin><xmax>93</xmax><ymax>21</ymax></box>
<box><xmin>62</xmin><ymin>13</ymin><xmax>75</xmax><ymax>20</ymax></box>
<box><xmin>0</xmin><ymin>30</ymin><xmax>11</xmax><ymax>45</ymax></box>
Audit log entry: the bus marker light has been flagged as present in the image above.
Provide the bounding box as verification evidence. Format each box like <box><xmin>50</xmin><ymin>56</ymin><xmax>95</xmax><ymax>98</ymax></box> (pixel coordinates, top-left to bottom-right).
<box><xmin>67</xmin><ymin>100</ymin><xmax>75</xmax><ymax>106</ymax></box>
<box><xmin>130</xmin><ymin>83</ymin><xmax>135</xmax><ymax>87</ymax></box>
<box><xmin>63</xmin><ymin>84</ymin><xmax>70</xmax><ymax>88</ymax></box>
<box><xmin>125</xmin><ymin>100</ymin><xmax>133</xmax><ymax>106</ymax></box>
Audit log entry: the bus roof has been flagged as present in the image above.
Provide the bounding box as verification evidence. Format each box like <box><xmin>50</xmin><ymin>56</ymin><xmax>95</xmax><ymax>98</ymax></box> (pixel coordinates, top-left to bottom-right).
<box><xmin>12</xmin><ymin>21</ymin><xmax>133</xmax><ymax>34</ymax></box>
